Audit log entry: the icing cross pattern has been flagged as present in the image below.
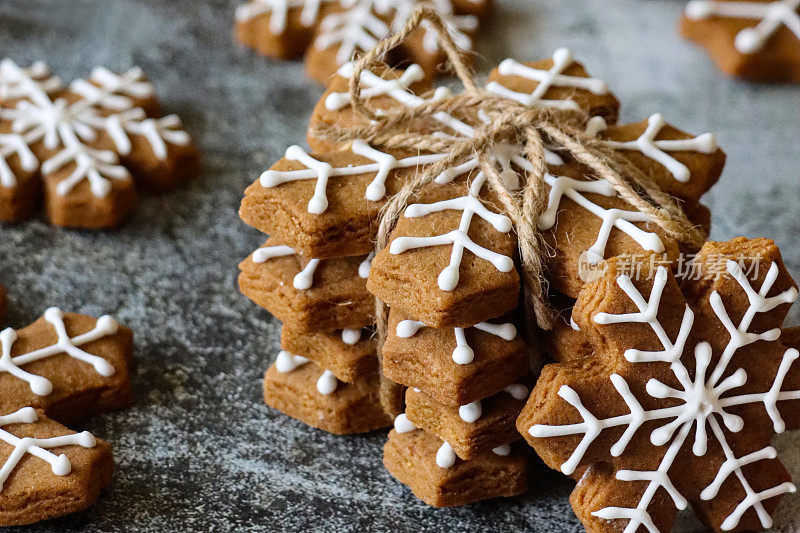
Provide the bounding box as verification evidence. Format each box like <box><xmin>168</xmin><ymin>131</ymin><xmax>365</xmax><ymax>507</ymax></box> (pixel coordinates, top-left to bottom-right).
<box><xmin>252</xmin><ymin>243</ymin><xmax>370</xmax><ymax>289</ymax></box>
<box><xmin>685</xmin><ymin>0</ymin><xmax>800</xmax><ymax>53</ymax></box>
<box><xmin>390</xmin><ymin>172</ymin><xmax>515</xmax><ymax>291</ymax></box>
<box><xmin>0</xmin><ymin>407</ymin><xmax>97</xmax><ymax>492</ymax></box>
<box><xmin>395</xmin><ymin>318</ymin><xmax>517</xmax><ymax>364</ymax></box>
<box><xmin>0</xmin><ymin>59</ymin><xmax>190</xmax><ymax>196</ymax></box>
<box><xmin>0</xmin><ymin>308</ymin><xmax>118</xmax><ymax>396</ymax></box>
<box><xmin>315</xmin><ymin>1</ymin><xmax>393</xmax><ymax>65</ymax></box>
<box><xmin>529</xmin><ymin>262</ymin><xmax>800</xmax><ymax>532</ymax></box>
<box><xmin>589</xmin><ymin>114</ymin><xmax>718</xmax><ymax>183</ymax></box>
<box><xmin>486</xmin><ymin>48</ymin><xmax>609</xmax><ymax>110</ymax></box>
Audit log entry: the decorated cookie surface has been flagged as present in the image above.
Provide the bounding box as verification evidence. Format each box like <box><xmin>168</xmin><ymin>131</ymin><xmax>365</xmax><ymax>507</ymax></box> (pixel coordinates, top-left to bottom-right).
<box><xmin>0</xmin><ymin>60</ymin><xmax>199</xmax><ymax>228</ymax></box>
<box><xmin>235</xmin><ymin>0</ymin><xmax>490</xmax><ymax>84</ymax></box>
<box><xmin>0</xmin><ymin>305</ymin><xmax>133</xmax><ymax>526</ymax></box>
<box><xmin>519</xmin><ymin>238</ymin><xmax>799</xmax><ymax>533</ymax></box>
<box><xmin>681</xmin><ymin>0</ymin><xmax>800</xmax><ymax>81</ymax></box>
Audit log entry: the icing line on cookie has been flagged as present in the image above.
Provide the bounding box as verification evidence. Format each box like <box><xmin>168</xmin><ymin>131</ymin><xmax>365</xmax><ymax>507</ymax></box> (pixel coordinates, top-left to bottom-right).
<box><xmin>0</xmin><ymin>308</ymin><xmax>118</xmax><ymax>397</ymax></box>
<box><xmin>685</xmin><ymin>0</ymin><xmax>800</xmax><ymax>54</ymax></box>
<box><xmin>0</xmin><ymin>407</ymin><xmax>97</xmax><ymax>492</ymax></box>
<box><xmin>529</xmin><ymin>262</ymin><xmax>799</xmax><ymax>532</ymax></box>
<box><xmin>395</xmin><ymin>319</ymin><xmax>516</xmax><ymax>365</ymax></box>
<box><xmin>589</xmin><ymin>114</ymin><xmax>717</xmax><ymax>183</ymax></box>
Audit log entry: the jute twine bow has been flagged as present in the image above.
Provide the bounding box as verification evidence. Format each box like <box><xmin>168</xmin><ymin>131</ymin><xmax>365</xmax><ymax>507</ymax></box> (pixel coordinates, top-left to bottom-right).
<box><xmin>311</xmin><ymin>4</ymin><xmax>705</xmax><ymax>336</ymax></box>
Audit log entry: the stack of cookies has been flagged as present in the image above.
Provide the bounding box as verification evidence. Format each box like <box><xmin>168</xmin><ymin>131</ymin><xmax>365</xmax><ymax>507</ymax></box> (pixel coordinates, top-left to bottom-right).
<box><xmin>237</xmin><ymin>229</ymin><xmax>395</xmax><ymax>434</ymax></box>
<box><xmin>237</xmin><ymin>66</ymin><xmax>419</xmax><ymax>432</ymax></box>
<box><xmin>239</xmin><ymin>45</ymin><xmax>730</xmax><ymax>506</ymax></box>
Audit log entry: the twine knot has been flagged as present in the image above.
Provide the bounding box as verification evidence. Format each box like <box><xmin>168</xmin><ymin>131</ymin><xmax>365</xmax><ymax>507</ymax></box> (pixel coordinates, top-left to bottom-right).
<box><xmin>313</xmin><ymin>3</ymin><xmax>705</xmax><ymax>332</ymax></box>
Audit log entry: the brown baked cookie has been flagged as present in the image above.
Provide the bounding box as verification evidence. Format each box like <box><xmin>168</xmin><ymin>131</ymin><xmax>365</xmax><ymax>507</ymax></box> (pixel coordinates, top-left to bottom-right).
<box><xmin>280</xmin><ymin>325</ymin><xmax>377</xmax><ymax>383</ymax></box>
<box><xmin>383</xmin><ymin>428</ymin><xmax>528</xmax><ymax>507</ymax></box>
<box><xmin>681</xmin><ymin>0</ymin><xmax>800</xmax><ymax>82</ymax></box>
<box><xmin>367</xmin><ymin>173</ymin><xmax>520</xmax><ymax>327</ymax></box>
<box><xmin>782</xmin><ymin>325</ymin><xmax>800</xmax><ymax>349</ymax></box>
<box><xmin>238</xmin><ymin>238</ymin><xmax>374</xmax><ymax>332</ymax></box>
<box><xmin>539</xmin><ymin>293</ymin><xmax>593</xmax><ymax>363</ymax></box>
<box><xmin>306</xmin><ymin>63</ymin><xmax>432</xmax><ymax>154</ymax></box>
<box><xmin>263</xmin><ymin>352</ymin><xmax>391</xmax><ymax>434</ymax></box>
<box><xmin>518</xmin><ymin>238</ymin><xmax>799</xmax><ymax>532</ymax></box>
<box><xmin>0</xmin><ymin>60</ymin><xmax>199</xmax><ymax>228</ymax></box>
<box><xmin>486</xmin><ymin>47</ymin><xmax>620</xmax><ymax>123</ymax></box>
<box><xmin>403</xmin><ymin>382</ymin><xmax>528</xmax><ymax>460</ymax></box>
<box><xmin>0</xmin><ymin>409</ymin><xmax>113</xmax><ymax>526</ymax></box>
<box><xmin>537</xmin><ymin>162</ymin><xmax>692</xmax><ymax>299</ymax></box>
<box><xmin>240</xmin><ymin>145</ymin><xmax>425</xmax><ymax>258</ymax></box>
<box><xmin>381</xmin><ymin>308</ymin><xmax>528</xmax><ymax>406</ymax></box>
<box><xmin>586</xmin><ymin>114</ymin><xmax>725</xmax><ymax>204</ymax></box>
<box><xmin>0</xmin><ymin>307</ymin><xmax>133</xmax><ymax>526</ymax></box>
<box><xmin>234</xmin><ymin>0</ymin><xmax>491</xmax><ymax>84</ymax></box>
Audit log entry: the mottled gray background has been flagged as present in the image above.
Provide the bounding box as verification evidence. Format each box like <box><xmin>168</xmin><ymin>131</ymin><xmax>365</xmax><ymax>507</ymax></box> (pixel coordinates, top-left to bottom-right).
<box><xmin>0</xmin><ymin>0</ymin><xmax>797</xmax><ymax>531</ymax></box>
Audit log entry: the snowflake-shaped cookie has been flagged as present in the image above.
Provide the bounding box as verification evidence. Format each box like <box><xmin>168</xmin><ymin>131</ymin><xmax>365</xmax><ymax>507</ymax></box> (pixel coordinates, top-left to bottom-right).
<box><xmin>0</xmin><ymin>59</ymin><xmax>198</xmax><ymax>228</ymax></box>
<box><xmin>519</xmin><ymin>237</ymin><xmax>799</xmax><ymax>532</ymax></box>
<box><xmin>681</xmin><ymin>0</ymin><xmax>800</xmax><ymax>81</ymax></box>
<box><xmin>235</xmin><ymin>0</ymin><xmax>488</xmax><ymax>83</ymax></box>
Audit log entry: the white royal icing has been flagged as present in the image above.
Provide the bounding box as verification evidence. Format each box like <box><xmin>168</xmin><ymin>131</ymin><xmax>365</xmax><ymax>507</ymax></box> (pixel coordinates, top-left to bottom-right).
<box><xmin>390</xmin><ymin>172</ymin><xmax>515</xmax><ymax>291</ymax></box>
<box><xmin>486</xmin><ymin>48</ymin><xmax>609</xmax><ymax>111</ymax></box>
<box><xmin>238</xmin><ymin>0</ymin><xmax>481</xmax><ymax>67</ymax></box>
<box><xmin>685</xmin><ymin>0</ymin><xmax>800</xmax><ymax>53</ymax></box>
<box><xmin>340</xmin><ymin>328</ymin><xmax>362</xmax><ymax>345</ymax></box>
<box><xmin>529</xmin><ymin>261</ymin><xmax>799</xmax><ymax>533</ymax></box>
<box><xmin>0</xmin><ymin>59</ymin><xmax>189</xmax><ymax>197</ymax></box>
<box><xmin>316</xmin><ymin>369</ymin><xmax>339</xmax><ymax>394</ymax></box>
<box><xmin>393</xmin><ymin>412</ymin><xmax>416</xmax><ymax>433</ymax></box>
<box><xmin>492</xmin><ymin>443</ymin><xmax>511</xmax><ymax>456</ymax></box>
<box><xmin>252</xmin><ymin>243</ymin><xmax>322</xmax><ymax>290</ymax></box>
<box><xmin>275</xmin><ymin>350</ymin><xmax>340</xmax><ymax>394</ymax></box>
<box><xmin>259</xmin><ymin>141</ymin><xmax>444</xmax><ymax>214</ymax></box>
<box><xmin>539</xmin><ymin>172</ymin><xmax>666</xmax><ymax>265</ymax></box>
<box><xmin>457</xmin><ymin>383</ymin><xmax>529</xmax><ymax>423</ymax></box>
<box><xmin>235</xmin><ymin>0</ymin><xmax>341</xmax><ymax>31</ymax></box>
<box><xmin>458</xmin><ymin>401</ymin><xmax>482</xmax><ymax>423</ymax></box>
<box><xmin>590</xmin><ymin>114</ymin><xmax>717</xmax><ymax>183</ymax></box>
<box><xmin>435</xmin><ymin>440</ymin><xmax>456</xmax><ymax>468</ymax></box>
<box><xmin>275</xmin><ymin>350</ymin><xmax>310</xmax><ymax>372</ymax></box>
<box><xmin>395</xmin><ymin>319</ymin><xmax>517</xmax><ymax>365</ymax></box>
<box><xmin>262</xmin><ymin>50</ymin><xmax>576</xmax><ymax>220</ymax></box>
<box><xmin>0</xmin><ymin>308</ymin><xmax>118</xmax><ymax>396</ymax></box>
<box><xmin>358</xmin><ymin>252</ymin><xmax>373</xmax><ymax>279</ymax></box>
<box><xmin>315</xmin><ymin>2</ymin><xmax>391</xmax><ymax>64</ymax></box>
<box><xmin>0</xmin><ymin>407</ymin><xmax>97</xmax><ymax>492</ymax></box>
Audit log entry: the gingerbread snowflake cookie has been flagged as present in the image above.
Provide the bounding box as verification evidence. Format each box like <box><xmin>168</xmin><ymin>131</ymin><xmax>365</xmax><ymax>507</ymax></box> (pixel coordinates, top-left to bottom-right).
<box><xmin>235</xmin><ymin>0</ymin><xmax>489</xmax><ymax>84</ymax></box>
<box><xmin>0</xmin><ymin>306</ymin><xmax>133</xmax><ymax>525</ymax></box>
<box><xmin>681</xmin><ymin>0</ymin><xmax>800</xmax><ymax>81</ymax></box>
<box><xmin>0</xmin><ymin>59</ymin><xmax>199</xmax><ymax>228</ymax></box>
<box><xmin>518</xmin><ymin>237</ymin><xmax>799</xmax><ymax>532</ymax></box>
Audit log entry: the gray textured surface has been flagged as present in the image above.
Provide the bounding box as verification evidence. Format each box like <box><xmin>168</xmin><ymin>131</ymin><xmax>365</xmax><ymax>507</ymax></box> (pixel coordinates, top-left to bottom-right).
<box><xmin>0</xmin><ymin>0</ymin><xmax>798</xmax><ymax>531</ymax></box>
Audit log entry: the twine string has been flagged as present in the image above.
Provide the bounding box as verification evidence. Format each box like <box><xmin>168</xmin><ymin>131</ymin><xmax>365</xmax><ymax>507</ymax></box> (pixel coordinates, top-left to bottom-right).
<box><xmin>320</xmin><ymin>4</ymin><xmax>704</xmax><ymax>334</ymax></box>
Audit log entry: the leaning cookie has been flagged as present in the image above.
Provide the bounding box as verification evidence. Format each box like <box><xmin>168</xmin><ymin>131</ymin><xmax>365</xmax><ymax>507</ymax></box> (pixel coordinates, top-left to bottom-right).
<box><xmin>0</xmin><ymin>307</ymin><xmax>133</xmax><ymax>525</ymax></box>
